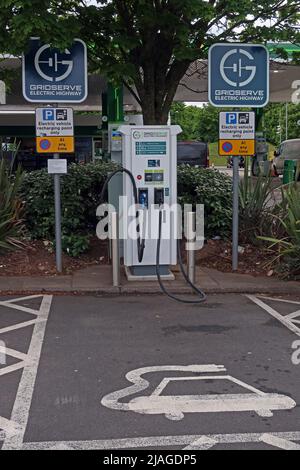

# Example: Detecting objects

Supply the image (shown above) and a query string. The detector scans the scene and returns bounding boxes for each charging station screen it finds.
[136,142,166,156]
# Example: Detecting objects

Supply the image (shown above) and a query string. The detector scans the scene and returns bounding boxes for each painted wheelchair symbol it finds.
[101,365,296,421]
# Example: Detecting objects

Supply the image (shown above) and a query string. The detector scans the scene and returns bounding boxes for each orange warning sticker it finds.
[219,139,255,156]
[36,136,74,154]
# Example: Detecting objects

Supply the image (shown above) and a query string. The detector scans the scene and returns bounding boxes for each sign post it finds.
[36,107,74,272]
[219,111,256,271]
[209,43,269,271]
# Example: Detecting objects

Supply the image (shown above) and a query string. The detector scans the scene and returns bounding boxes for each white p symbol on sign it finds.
[226,113,237,125]
[43,109,55,121]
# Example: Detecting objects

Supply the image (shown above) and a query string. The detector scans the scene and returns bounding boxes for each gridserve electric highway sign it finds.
[23,38,88,103]
[209,43,269,107]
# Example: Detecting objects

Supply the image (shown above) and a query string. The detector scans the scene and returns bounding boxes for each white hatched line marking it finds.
[0,361,27,377]
[258,296,300,306]
[0,417,21,439]
[183,436,218,450]
[0,295,53,450]
[260,434,300,450]
[0,345,27,362]
[0,303,41,316]
[2,295,53,450]
[21,431,300,450]
[0,318,45,335]
[286,310,300,320]
[246,295,300,337]
[0,295,46,304]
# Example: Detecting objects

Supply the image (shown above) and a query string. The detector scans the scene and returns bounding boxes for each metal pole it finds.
[110,211,120,287]
[286,102,288,141]
[54,153,63,273]
[187,212,196,284]
[232,157,239,271]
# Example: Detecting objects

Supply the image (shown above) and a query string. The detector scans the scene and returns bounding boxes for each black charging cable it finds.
[100,168,145,263]
[156,205,207,304]
[100,168,206,302]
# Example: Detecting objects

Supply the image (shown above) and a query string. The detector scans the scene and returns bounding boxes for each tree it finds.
[1,1,300,124]
[170,102,202,140]
[264,103,300,145]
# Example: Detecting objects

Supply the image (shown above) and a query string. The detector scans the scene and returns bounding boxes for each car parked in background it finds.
[273,139,300,175]
[177,141,209,168]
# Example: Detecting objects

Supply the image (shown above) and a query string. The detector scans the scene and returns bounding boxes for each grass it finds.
[209,142,227,166]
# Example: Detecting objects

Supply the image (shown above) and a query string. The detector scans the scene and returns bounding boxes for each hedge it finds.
[20,162,232,256]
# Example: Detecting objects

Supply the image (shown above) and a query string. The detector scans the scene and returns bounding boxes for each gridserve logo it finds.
[209,43,269,107]
[23,38,88,103]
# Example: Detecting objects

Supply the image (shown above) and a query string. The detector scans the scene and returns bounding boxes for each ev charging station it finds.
[119,125,182,280]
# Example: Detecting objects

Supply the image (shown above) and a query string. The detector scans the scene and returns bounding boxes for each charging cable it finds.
[156,205,207,303]
[100,168,206,302]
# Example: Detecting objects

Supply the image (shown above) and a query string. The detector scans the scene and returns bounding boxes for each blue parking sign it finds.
[209,43,269,107]
[23,38,88,103]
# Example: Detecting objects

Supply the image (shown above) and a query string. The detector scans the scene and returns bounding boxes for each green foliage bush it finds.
[20,161,118,256]
[260,183,300,279]
[0,160,24,252]
[239,158,275,244]
[20,162,233,257]
[177,165,232,238]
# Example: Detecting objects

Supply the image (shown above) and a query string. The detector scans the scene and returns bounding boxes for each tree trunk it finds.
[137,60,191,125]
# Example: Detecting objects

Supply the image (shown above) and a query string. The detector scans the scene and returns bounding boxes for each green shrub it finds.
[260,184,300,278]
[239,158,275,244]
[177,165,232,238]
[0,160,24,252]
[20,161,118,256]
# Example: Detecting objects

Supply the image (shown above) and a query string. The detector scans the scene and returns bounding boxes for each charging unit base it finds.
[125,266,175,282]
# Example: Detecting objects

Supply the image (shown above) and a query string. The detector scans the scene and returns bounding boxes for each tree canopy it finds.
[1,1,300,123]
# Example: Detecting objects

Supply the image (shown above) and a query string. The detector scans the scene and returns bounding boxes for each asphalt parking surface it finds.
[0,293,299,450]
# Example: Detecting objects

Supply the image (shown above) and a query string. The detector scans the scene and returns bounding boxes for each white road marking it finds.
[247,295,300,337]
[102,365,296,420]
[260,434,300,450]
[0,294,47,304]
[0,318,46,335]
[0,417,21,439]
[0,295,53,450]
[0,345,27,362]
[101,364,226,412]
[258,296,300,306]
[286,310,300,320]
[183,436,218,450]
[0,301,43,316]
[21,431,300,450]
[0,361,27,377]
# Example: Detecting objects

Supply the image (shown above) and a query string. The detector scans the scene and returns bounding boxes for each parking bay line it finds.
[246,295,300,337]
[260,434,300,450]
[1,295,53,450]
[21,431,300,450]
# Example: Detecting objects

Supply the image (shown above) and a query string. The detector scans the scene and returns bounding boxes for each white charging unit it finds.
[119,125,182,279]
